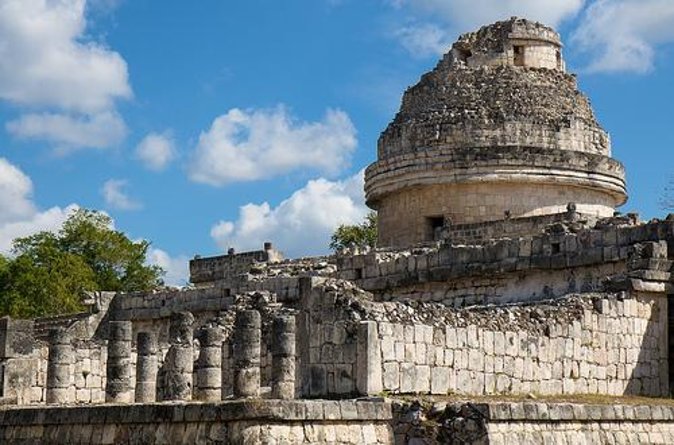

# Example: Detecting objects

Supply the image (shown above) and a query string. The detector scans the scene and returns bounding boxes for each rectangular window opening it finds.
[426,216,445,241]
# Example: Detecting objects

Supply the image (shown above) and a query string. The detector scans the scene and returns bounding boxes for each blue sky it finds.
[1,0,674,285]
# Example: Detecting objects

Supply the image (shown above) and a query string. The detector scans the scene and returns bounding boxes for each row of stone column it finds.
[45,310,296,404]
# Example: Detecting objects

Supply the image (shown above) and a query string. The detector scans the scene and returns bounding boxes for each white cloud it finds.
[389,0,674,74]
[147,248,190,287]
[0,158,37,224]
[388,0,584,59]
[391,0,585,30]
[101,179,142,211]
[0,158,183,289]
[210,170,369,258]
[572,0,674,73]
[6,111,126,152]
[0,0,131,149]
[189,106,357,186]
[394,23,453,57]
[0,157,78,253]
[135,132,177,171]
[0,0,131,113]
[0,205,78,254]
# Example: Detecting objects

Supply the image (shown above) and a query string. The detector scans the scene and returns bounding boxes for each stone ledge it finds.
[487,402,674,422]
[365,146,627,212]
[0,399,392,426]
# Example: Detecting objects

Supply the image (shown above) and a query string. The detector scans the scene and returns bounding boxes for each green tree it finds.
[330,212,377,251]
[0,254,9,298]
[1,234,97,318]
[0,209,163,318]
[57,209,161,292]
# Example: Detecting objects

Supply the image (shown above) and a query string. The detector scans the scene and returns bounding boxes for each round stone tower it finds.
[365,17,627,248]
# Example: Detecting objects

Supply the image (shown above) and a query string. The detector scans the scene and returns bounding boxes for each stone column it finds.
[272,314,296,399]
[46,328,73,404]
[105,321,133,403]
[356,321,383,396]
[233,310,261,398]
[134,332,157,403]
[159,311,194,401]
[221,337,233,399]
[195,327,223,401]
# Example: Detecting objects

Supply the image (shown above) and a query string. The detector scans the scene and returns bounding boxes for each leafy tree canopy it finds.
[0,209,163,318]
[330,212,377,251]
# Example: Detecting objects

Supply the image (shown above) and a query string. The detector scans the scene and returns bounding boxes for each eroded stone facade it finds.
[366,17,627,247]
[0,17,671,445]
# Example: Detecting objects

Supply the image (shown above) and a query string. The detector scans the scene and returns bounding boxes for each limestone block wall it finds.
[113,288,234,321]
[19,341,107,405]
[395,401,674,444]
[189,244,283,286]
[441,210,600,244]
[363,292,668,398]
[377,120,611,163]
[300,278,669,399]
[298,280,360,397]
[384,261,623,307]
[453,18,563,71]
[2,287,294,405]
[0,399,394,445]
[375,182,616,246]
[517,41,561,70]
[338,220,672,305]
[465,40,562,70]
[24,325,279,406]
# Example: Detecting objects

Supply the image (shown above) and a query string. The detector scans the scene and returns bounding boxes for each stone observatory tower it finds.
[365,17,627,248]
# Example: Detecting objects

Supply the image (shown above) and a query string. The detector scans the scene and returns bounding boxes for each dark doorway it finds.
[514,46,525,66]
[425,216,445,242]
[556,50,562,69]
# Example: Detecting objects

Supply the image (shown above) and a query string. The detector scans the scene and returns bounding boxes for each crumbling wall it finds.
[301,277,668,399]
[394,401,674,444]
[366,292,668,398]
[338,219,671,306]
[298,278,361,397]
[451,17,563,71]
[440,208,601,244]
[189,243,284,287]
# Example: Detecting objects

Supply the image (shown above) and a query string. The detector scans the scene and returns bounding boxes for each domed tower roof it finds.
[365,18,627,248]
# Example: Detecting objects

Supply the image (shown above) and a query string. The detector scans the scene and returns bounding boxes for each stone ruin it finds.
[1,17,674,444]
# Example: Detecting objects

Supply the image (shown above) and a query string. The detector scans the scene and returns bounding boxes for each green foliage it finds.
[0,209,164,318]
[330,212,377,251]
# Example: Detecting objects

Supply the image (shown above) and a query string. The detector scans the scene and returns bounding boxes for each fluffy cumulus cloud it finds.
[210,170,368,258]
[101,179,142,211]
[0,158,78,253]
[189,106,357,186]
[572,0,674,73]
[6,112,127,153]
[0,158,37,224]
[147,248,190,287]
[135,132,177,171]
[0,0,131,149]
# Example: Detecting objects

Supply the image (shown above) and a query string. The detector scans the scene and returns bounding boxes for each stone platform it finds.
[0,399,393,444]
